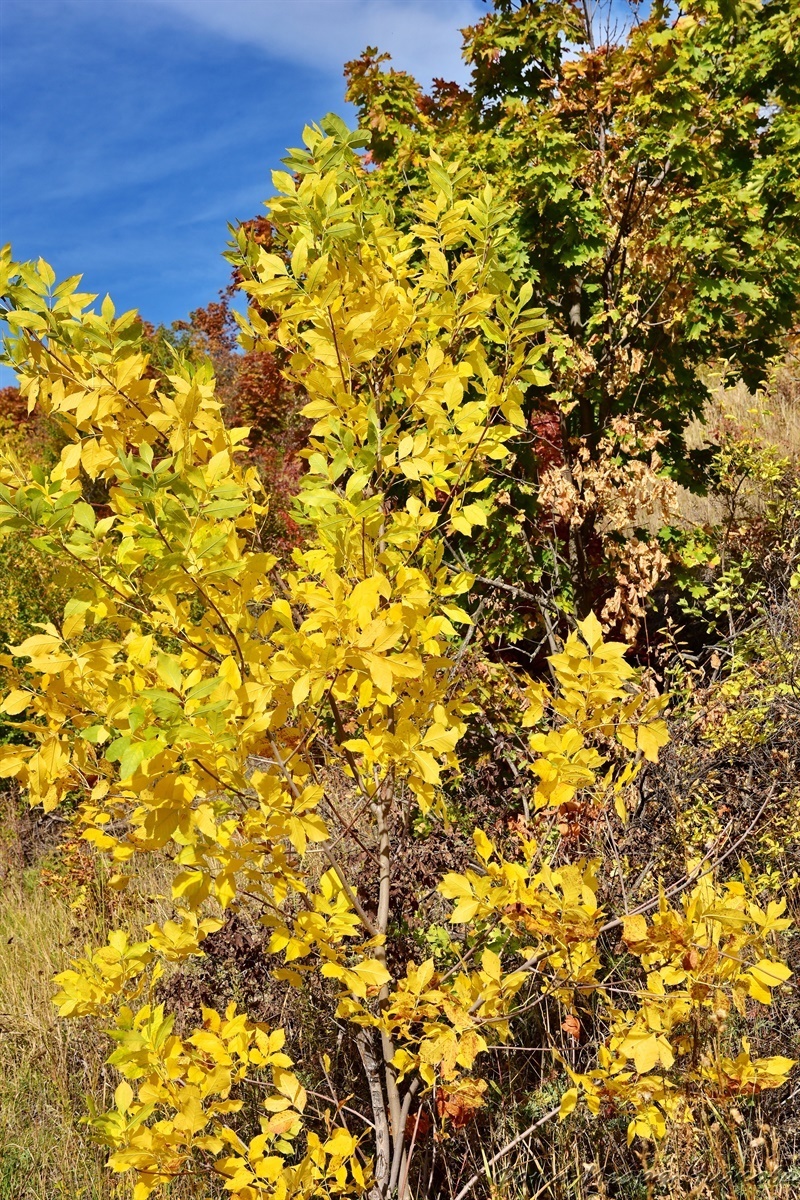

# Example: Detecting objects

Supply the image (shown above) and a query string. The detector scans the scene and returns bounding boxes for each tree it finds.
[0,120,794,1200]
[345,0,800,622]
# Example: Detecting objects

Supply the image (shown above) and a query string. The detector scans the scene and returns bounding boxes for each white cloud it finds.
[138,0,481,87]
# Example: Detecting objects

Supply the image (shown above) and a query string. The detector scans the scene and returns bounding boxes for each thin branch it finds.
[452,1105,561,1200]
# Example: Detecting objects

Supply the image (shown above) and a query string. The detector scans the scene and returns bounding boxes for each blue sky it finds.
[0,0,482,382]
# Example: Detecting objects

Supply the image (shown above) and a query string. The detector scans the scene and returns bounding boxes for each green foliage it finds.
[345,0,800,623]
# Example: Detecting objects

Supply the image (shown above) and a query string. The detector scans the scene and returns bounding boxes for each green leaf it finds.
[73,501,96,530]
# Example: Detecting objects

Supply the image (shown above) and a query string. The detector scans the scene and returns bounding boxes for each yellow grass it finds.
[0,880,119,1200]
[677,361,800,528]
[0,801,175,1200]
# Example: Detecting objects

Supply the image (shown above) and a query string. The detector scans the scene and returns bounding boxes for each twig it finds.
[452,1105,561,1200]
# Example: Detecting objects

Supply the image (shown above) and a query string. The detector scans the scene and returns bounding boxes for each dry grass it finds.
[0,793,178,1200]
[677,361,800,529]
[0,879,119,1200]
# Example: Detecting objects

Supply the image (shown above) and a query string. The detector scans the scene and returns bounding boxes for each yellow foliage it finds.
[0,120,794,1195]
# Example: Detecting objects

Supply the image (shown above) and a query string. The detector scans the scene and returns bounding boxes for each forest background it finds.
[1,2,800,1199]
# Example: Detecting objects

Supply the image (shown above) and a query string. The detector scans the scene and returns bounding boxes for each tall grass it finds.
[0,792,177,1200]
[678,366,800,529]
[0,878,120,1200]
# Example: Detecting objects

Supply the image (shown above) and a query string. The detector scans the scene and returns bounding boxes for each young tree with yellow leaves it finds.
[0,118,794,1199]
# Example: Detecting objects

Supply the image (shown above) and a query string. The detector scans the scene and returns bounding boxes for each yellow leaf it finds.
[622,914,649,946]
[274,1067,307,1112]
[747,959,792,1003]
[754,1055,795,1081]
[216,874,237,909]
[449,898,480,923]
[292,673,311,706]
[325,1127,357,1158]
[353,958,391,990]
[577,612,604,651]
[631,1034,673,1075]
[481,949,501,981]
[0,745,33,777]
[422,722,460,755]
[438,872,473,899]
[416,958,436,990]
[115,1080,134,1114]
[450,512,472,536]
[636,721,669,763]
[473,829,493,862]
[412,749,440,784]
[440,603,471,625]
[1,689,30,715]
[366,653,393,695]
